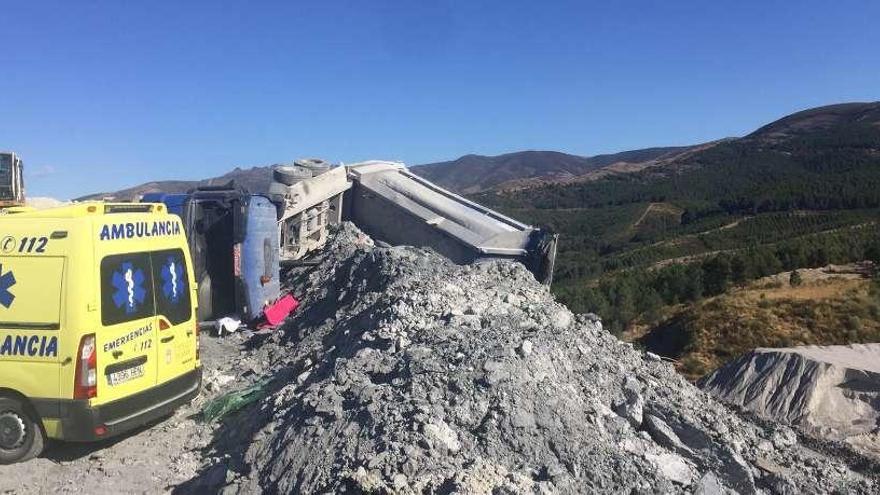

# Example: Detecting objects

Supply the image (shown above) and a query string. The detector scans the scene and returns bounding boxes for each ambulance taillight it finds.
[74,334,98,400]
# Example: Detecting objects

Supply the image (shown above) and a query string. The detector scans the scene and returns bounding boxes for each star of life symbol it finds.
[170,261,177,299]
[0,264,16,308]
[161,256,184,304]
[112,262,146,314]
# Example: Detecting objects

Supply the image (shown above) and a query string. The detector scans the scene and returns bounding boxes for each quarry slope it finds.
[700,344,880,460]
[182,224,877,494]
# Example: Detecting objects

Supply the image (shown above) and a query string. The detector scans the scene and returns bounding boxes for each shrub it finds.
[844,315,863,332]
[868,303,880,319]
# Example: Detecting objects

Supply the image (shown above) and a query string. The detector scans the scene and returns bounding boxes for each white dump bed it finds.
[346,161,557,284]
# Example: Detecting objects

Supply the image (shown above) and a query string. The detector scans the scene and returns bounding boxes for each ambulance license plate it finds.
[108,364,145,386]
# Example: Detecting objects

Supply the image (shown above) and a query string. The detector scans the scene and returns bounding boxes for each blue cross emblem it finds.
[161,256,185,304]
[0,264,15,308]
[111,262,147,314]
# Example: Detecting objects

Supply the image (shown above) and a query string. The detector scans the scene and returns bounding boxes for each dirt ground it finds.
[0,333,243,495]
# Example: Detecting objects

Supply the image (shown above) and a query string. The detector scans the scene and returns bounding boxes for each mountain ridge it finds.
[80,101,880,203]
[747,101,880,140]
[412,145,707,193]
[77,165,274,201]
[418,102,880,193]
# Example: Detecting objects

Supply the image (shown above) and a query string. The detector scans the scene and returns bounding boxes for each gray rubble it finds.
[187,223,878,494]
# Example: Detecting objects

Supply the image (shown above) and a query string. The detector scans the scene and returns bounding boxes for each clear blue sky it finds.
[2,0,878,199]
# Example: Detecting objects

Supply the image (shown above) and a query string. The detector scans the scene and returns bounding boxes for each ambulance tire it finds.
[0,397,44,464]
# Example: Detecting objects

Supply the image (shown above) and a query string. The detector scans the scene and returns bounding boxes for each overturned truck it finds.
[268,159,557,285]
[146,159,558,323]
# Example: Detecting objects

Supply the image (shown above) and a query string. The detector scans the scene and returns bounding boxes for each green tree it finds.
[702,256,731,295]
[867,243,880,263]
[730,255,749,285]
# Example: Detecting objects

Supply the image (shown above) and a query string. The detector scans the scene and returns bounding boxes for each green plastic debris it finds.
[202,379,271,422]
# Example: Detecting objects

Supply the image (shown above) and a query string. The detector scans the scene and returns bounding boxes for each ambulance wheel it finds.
[0,397,44,464]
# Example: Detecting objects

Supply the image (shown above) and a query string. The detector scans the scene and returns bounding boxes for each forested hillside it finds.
[474,102,880,356]
[629,267,880,379]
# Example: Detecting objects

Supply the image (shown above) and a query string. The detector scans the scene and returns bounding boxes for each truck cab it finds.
[144,185,281,322]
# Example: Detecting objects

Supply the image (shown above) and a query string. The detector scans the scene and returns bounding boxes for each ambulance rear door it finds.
[96,252,159,403]
[151,248,196,384]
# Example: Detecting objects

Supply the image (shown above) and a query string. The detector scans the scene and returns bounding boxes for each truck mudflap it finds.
[345,161,558,285]
[526,230,558,286]
[35,368,202,442]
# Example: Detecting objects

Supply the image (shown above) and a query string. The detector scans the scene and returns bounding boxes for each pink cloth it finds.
[263,294,299,327]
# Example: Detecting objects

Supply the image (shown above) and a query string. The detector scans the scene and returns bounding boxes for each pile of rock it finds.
[700,344,880,461]
[189,224,877,494]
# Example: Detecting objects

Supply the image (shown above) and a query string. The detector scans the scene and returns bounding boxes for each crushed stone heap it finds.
[700,344,880,459]
[194,224,878,494]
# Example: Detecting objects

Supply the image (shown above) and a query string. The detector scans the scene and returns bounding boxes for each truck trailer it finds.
[0,152,25,208]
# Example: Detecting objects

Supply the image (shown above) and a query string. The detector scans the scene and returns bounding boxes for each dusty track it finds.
[0,335,243,495]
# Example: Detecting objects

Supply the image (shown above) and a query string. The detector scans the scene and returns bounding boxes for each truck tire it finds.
[0,397,45,464]
[198,274,213,322]
[267,181,289,210]
[294,158,331,176]
[273,166,312,186]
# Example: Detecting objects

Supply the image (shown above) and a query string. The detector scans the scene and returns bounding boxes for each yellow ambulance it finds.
[0,202,201,463]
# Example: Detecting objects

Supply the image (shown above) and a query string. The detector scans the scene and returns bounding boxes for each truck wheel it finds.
[273,166,312,186]
[0,397,45,464]
[198,275,213,322]
[267,182,289,217]
[294,158,331,176]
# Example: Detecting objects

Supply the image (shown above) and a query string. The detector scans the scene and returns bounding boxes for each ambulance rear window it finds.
[151,249,192,325]
[100,253,156,326]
